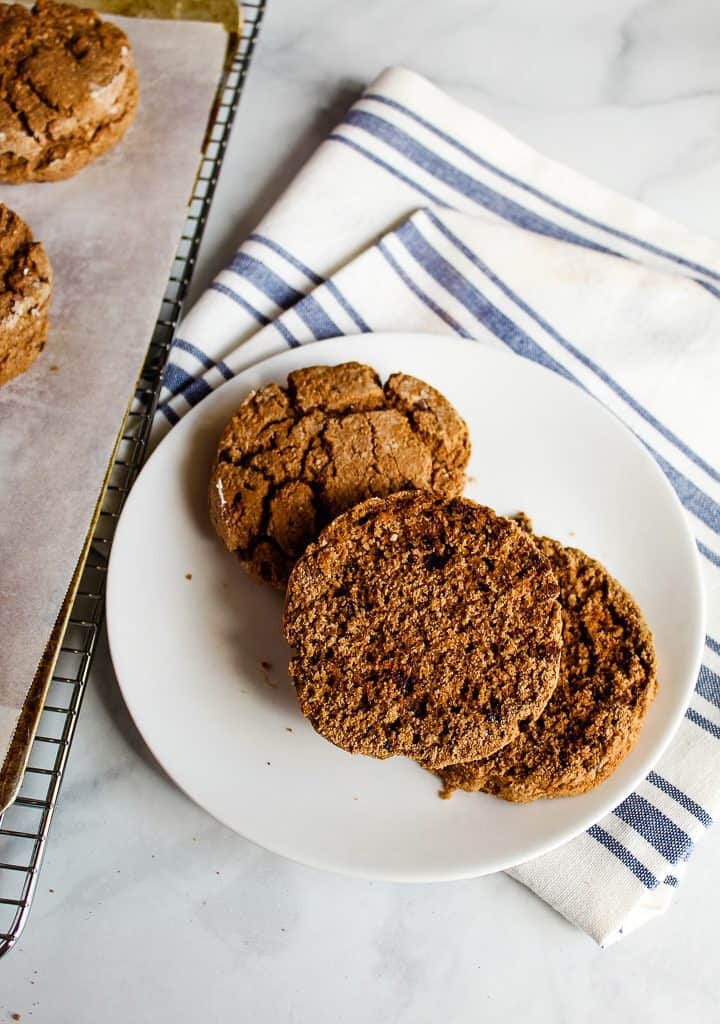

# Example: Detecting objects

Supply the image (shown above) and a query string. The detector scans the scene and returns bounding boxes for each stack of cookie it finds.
[210,361,658,803]
[0,0,139,387]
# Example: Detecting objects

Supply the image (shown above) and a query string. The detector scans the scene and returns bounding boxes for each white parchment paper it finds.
[0,15,226,764]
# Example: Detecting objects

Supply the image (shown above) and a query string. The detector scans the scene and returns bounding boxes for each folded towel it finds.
[152,67,720,946]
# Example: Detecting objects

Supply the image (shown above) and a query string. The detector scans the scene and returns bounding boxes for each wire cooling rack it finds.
[0,0,266,959]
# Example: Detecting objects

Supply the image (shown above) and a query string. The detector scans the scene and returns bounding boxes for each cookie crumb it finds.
[260,660,277,688]
[286,727,293,733]
[184,573,192,580]
[11,1013,21,1020]
[510,511,533,533]
[49,364,59,372]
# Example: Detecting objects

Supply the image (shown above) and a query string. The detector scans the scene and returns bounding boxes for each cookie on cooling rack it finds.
[0,0,139,182]
[283,492,563,770]
[0,203,52,387]
[209,362,471,587]
[439,536,658,801]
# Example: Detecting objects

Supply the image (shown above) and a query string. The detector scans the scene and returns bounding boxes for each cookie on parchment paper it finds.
[283,492,563,770]
[0,0,139,183]
[439,536,658,801]
[0,203,52,387]
[209,362,471,587]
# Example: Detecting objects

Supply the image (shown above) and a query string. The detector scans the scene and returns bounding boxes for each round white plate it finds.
[106,334,705,882]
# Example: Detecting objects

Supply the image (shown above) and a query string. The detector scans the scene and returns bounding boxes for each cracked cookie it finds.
[209,362,471,586]
[0,202,52,387]
[439,537,658,801]
[283,492,563,769]
[0,0,139,183]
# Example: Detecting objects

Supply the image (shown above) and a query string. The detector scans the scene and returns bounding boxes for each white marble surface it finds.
[3,0,720,1019]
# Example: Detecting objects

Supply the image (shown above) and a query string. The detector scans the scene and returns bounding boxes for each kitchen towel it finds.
[152,67,720,945]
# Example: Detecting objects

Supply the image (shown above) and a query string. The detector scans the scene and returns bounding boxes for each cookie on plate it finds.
[209,362,471,587]
[283,492,563,769]
[0,203,52,387]
[0,0,139,183]
[439,537,658,801]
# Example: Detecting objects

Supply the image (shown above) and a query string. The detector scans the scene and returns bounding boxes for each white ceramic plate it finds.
[106,334,705,882]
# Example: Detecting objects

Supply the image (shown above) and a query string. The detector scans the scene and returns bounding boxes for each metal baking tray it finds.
[0,0,266,957]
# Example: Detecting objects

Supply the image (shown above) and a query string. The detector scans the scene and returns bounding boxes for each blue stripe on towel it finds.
[328,133,451,207]
[707,635,720,656]
[273,319,301,348]
[228,253,304,308]
[394,219,575,380]
[249,233,370,332]
[210,282,271,326]
[158,403,179,425]
[172,337,215,369]
[162,363,195,397]
[695,664,720,710]
[698,542,720,568]
[244,234,371,333]
[343,110,620,259]
[686,707,720,740]
[324,281,371,332]
[181,378,212,407]
[587,825,657,889]
[165,340,233,390]
[377,240,473,338]
[614,793,694,864]
[294,295,340,340]
[424,208,720,488]
[647,771,713,827]
[248,233,325,285]
[664,875,679,887]
[391,219,720,539]
[363,93,720,286]
[650,450,720,536]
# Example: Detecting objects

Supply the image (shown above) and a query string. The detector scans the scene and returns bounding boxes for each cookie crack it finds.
[2,87,44,145]
[19,68,65,118]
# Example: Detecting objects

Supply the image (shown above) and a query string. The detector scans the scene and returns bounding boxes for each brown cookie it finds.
[0,202,52,387]
[0,0,139,183]
[209,362,471,586]
[439,537,658,801]
[283,492,563,769]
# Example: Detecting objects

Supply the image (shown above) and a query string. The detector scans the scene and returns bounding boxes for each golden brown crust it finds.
[209,363,471,587]
[0,0,139,183]
[0,202,52,387]
[283,492,562,769]
[439,537,658,801]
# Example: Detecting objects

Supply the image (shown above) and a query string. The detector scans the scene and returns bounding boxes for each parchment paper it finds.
[0,15,226,771]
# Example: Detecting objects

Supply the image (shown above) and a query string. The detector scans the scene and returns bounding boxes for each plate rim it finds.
[107,332,706,882]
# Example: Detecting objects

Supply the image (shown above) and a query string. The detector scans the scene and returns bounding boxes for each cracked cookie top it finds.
[439,537,658,801]
[209,362,471,587]
[283,492,563,768]
[0,0,139,182]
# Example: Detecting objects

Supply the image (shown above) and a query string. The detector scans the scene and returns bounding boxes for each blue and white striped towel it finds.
[153,67,720,945]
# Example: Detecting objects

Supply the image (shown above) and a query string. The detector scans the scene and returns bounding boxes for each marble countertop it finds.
[3,0,720,1019]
